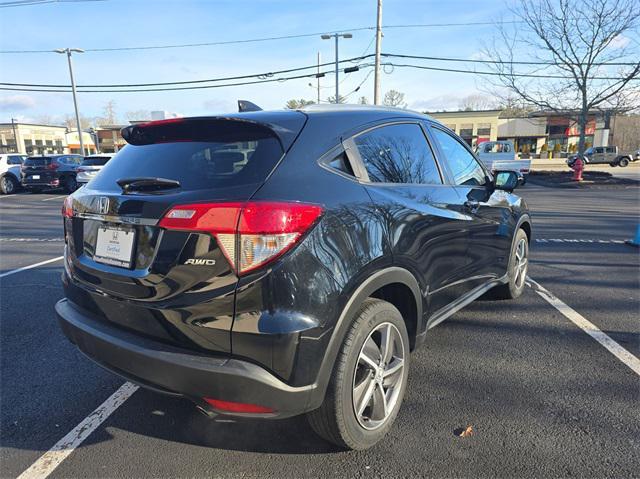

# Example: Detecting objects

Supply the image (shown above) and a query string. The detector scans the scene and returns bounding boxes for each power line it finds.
[2,52,636,90]
[0,21,527,54]
[2,57,637,94]
[0,65,371,93]
[384,62,640,81]
[0,55,374,88]
[383,53,639,67]
[0,0,105,7]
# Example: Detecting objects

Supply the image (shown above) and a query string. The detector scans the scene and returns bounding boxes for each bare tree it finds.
[358,96,369,105]
[458,94,498,111]
[383,90,407,108]
[484,0,640,156]
[96,100,118,126]
[64,113,92,130]
[284,99,315,109]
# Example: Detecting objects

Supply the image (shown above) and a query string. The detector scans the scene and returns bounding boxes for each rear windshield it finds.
[89,137,283,191]
[25,157,52,166]
[82,156,111,166]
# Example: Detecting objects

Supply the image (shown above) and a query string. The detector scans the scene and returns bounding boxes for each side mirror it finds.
[493,170,520,192]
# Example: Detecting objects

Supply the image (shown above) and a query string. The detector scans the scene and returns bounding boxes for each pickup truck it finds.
[474,140,531,181]
[567,146,640,167]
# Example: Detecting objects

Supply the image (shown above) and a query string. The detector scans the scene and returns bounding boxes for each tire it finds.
[63,176,77,193]
[619,157,630,167]
[0,175,18,195]
[307,298,410,450]
[490,228,529,300]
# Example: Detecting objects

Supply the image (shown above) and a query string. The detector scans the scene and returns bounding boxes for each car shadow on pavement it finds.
[86,387,342,455]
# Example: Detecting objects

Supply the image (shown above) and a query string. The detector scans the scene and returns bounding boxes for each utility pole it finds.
[54,48,85,155]
[316,51,321,104]
[321,33,352,103]
[373,0,383,105]
[10,118,19,153]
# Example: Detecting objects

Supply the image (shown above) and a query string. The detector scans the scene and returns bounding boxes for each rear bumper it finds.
[56,298,316,418]
[22,178,60,188]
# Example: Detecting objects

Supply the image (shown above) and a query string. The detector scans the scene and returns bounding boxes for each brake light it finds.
[62,195,73,218]
[159,201,323,275]
[203,398,274,414]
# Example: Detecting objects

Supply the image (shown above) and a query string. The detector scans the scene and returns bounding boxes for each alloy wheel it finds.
[514,238,528,289]
[2,177,15,194]
[352,322,406,430]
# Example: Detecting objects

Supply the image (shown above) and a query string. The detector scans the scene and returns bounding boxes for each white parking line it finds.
[528,278,640,377]
[0,256,63,279]
[41,195,66,202]
[0,194,16,199]
[17,382,139,479]
[535,238,627,244]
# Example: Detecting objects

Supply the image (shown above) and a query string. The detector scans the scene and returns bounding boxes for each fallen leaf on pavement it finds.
[458,425,474,437]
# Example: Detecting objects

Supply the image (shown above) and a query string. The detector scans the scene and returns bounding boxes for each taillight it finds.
[159,201,323,275]
[203,398,274,414]
[62,195,73,218]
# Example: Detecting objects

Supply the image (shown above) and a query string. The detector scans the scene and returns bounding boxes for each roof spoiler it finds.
[238,100,262,112]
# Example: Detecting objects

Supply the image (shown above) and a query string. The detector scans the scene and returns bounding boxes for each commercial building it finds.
[428,110,500,148]
[0,122,68,155]
[427,108,638,156]
[497,117,548,154]
[95,125,127,153]
[65,130,97,155]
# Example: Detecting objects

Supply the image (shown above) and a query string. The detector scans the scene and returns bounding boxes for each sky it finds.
[1,0,526,124]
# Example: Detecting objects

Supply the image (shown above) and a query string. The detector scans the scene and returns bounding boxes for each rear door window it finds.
[353,123,442,185]
[89,138,283,192]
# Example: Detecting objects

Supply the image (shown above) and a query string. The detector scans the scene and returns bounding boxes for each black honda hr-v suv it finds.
[57,105,531,450]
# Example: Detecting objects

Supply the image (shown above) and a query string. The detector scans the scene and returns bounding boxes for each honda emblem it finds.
[98,197,110,215]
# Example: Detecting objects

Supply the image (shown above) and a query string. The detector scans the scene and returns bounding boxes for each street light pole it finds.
[10,117,19,153]
[321,33,352,103]
[373,0,383,105]
[55,48,85,155]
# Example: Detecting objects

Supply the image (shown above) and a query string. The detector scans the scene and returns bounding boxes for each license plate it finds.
[32,175,40,180]
[94,226,135,268]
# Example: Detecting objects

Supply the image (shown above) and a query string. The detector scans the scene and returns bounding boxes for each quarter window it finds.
[354,123,441,185]
[326,151,355,176]
[431,127,487,186]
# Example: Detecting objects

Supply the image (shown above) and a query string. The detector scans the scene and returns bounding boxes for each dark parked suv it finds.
[21,154,83,193]
[56,106,531,449]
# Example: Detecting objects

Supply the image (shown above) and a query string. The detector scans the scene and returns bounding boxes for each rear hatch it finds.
[63,115,306,352]
[22,156,55,184]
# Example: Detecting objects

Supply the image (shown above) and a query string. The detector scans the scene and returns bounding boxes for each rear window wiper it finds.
[116,177,181,193]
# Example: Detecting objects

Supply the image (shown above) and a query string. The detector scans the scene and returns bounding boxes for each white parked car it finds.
[0,153,27,194]
[76,154,114,185]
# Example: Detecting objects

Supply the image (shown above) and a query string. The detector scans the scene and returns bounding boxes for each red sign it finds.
[566,120,595,136]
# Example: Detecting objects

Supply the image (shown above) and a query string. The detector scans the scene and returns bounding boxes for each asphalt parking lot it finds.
[1,183,638,478]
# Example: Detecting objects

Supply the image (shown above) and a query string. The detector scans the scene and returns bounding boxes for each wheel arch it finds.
[307,266,422,410]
